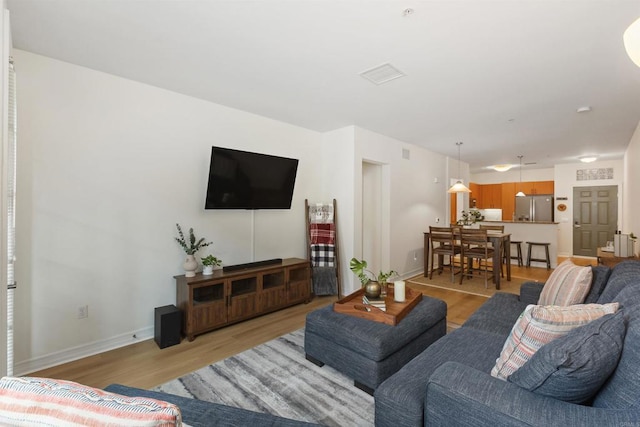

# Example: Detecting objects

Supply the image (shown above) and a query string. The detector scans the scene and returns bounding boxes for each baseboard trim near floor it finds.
[15,326,154,376]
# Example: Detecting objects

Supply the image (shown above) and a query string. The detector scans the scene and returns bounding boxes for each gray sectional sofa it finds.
[104,384,321,427]
[375,260,640,427]
[102,260,639,426]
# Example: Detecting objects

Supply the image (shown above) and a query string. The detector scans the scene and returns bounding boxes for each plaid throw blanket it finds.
[310,223,335,245]
[311,244,335,267]
[309,203,334,224]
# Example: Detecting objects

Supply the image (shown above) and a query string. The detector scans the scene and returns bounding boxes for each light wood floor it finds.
[30,258,593,390]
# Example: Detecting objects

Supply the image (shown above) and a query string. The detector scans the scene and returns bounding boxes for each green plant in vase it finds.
[349,257,397,298]
[175,223,212,277]
[201,254,222,275]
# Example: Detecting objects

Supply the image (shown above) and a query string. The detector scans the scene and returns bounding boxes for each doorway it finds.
[362,162,382,271]
[573,185,618,257]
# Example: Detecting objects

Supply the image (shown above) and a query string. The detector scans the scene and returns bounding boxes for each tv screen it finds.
[205,147,299,209]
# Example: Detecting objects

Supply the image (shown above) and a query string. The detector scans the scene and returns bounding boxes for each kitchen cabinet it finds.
[478,184,502,208]
[501,182,516,220]
[469,182,481,208]
[470,181,553,218]
[520,181,554,195]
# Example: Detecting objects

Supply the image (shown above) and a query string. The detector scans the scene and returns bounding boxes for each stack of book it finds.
[362,295,386,312]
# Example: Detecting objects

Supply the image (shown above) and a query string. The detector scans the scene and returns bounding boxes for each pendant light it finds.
[447,142,471,193]
[515,155,526,197]
[624,16,640,67]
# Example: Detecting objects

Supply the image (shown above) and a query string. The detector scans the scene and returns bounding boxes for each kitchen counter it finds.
[482,220,558,225]
[478,221,559,268]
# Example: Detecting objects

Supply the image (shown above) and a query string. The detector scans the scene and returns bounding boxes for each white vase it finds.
[183,254,198,277]
[202,265,214,275]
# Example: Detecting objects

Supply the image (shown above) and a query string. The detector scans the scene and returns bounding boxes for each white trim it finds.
[14,326,153,376]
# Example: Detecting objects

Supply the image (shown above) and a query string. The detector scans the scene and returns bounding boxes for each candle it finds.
[394,280,406,302]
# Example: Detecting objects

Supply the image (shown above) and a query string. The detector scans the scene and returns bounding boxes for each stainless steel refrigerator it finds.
[515,195,554,222]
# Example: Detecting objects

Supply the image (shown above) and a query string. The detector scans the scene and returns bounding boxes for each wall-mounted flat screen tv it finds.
[205,146,299,209]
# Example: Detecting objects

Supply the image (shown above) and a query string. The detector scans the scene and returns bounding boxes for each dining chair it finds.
[429,226,462,283]
[479,224,505,277]
[460,228,495,288]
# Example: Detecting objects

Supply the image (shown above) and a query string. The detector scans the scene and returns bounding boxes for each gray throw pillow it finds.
[508,311,626,404]
[584,265,611,304]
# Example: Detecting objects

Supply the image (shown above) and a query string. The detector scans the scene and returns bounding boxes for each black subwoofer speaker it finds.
[154,305,182,349]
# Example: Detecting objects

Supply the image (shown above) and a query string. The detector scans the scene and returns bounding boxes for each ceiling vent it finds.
[360,63,406,85]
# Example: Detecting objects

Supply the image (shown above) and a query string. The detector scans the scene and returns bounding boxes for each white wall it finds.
[553,159,624,257]
[471,167,554,184]
[623,120,640,254]
[14,50,326,373]
[350,127,449,294]
[0,3,11,376]
[17,45,638,373]
[318,126,355,296]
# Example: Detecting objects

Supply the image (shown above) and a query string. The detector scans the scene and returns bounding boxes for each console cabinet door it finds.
[287,263,311,304]
[259,268,286,312]
[188,280,227,340]
[228,274,258,322]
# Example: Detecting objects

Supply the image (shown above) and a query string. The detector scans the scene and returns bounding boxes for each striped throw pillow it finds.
[0,377,182,426]
[491,303,619,380]
[538,259,593,306]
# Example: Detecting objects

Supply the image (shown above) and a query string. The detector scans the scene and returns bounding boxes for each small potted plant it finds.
[457,209,484,226]
[201,254,222,275]
[349,257,397,298]
[175,224,212,277]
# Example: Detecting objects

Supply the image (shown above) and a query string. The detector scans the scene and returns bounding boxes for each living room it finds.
[1,1,640,425]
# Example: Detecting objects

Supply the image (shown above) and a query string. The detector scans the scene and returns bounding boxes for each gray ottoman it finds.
[304,296,447,394]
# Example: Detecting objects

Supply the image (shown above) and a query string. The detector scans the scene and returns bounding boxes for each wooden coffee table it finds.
[333,286,422,325]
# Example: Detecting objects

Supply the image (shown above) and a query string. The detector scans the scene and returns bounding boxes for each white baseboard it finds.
[400,268,423,280]
[14,326,154,376]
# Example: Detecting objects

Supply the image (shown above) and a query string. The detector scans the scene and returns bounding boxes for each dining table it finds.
[423,230,511,290]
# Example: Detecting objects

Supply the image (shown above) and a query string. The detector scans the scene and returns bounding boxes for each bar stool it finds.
[526,242,551,269]
[508,241,524,267]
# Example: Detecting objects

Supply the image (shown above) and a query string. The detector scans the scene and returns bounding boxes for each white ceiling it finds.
[7,0,640,173]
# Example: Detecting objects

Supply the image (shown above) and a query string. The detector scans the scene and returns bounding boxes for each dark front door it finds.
[573,186,618,257]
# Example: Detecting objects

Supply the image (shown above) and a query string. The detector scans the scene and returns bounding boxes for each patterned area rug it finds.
[154,328,374,426]
[408,271,531,297]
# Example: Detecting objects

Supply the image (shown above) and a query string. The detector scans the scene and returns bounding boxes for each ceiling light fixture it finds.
[580,155,598,163]
[516,155,526,197]
[576,106,592,113]
[491,164,514,172]
[447,142,471,193]
[624,16,640,67]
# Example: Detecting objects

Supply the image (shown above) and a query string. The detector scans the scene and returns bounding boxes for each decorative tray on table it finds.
[333,286,422,326]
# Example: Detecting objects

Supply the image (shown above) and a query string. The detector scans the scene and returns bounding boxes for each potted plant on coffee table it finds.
[349,257,397,298]
[175,223,212,277]
[201,254,222,275]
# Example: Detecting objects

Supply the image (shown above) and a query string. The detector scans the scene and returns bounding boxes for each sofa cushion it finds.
[462,292,528,337]
[584,265,612,304]
[491,303,619,380]
[375,327,507,427]
[538,259,592,306]
[598,260,640,304]
[0,377,182,426]
[508,311,625,403]
[593,303,640,409]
